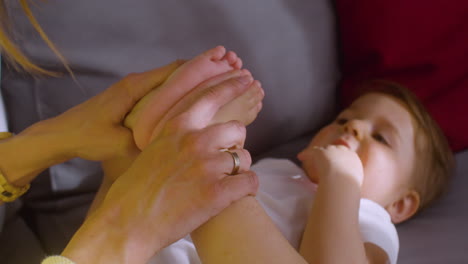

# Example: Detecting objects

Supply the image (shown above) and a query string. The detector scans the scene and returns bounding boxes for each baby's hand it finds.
[309,145,364,187]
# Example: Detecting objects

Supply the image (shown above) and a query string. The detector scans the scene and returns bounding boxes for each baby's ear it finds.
[385,190,420,224]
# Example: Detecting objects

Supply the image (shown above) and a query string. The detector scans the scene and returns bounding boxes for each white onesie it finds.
[148,158,399,264]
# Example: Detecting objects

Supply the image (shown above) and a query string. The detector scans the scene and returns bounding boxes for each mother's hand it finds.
[36,60,183,161]
[0,61,183,189]
[62,75,259,264]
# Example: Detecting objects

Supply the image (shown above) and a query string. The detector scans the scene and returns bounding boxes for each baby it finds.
[104,47,454,263]
[190,80,455,264]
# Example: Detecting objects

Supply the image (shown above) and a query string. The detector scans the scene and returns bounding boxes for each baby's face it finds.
[298,93,417,208]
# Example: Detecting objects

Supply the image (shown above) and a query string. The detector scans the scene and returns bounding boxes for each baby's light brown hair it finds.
[349,79,455,212]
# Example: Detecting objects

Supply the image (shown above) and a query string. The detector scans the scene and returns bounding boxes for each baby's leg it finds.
[149,69,264,143]
[125,46,242,149]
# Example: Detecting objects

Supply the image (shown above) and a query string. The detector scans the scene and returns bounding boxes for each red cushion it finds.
[336,0,468,152]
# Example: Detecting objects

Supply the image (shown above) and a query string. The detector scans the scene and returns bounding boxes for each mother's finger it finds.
[173,74,253,131]
[196,120,247,150]
[192,148,251,178]
[214,170,259,205]
[220,148,252,175]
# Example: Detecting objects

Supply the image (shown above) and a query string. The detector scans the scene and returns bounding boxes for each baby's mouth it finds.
[331,138,351,149]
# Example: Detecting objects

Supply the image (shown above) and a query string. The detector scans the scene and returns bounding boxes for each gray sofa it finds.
[0,1,466,263]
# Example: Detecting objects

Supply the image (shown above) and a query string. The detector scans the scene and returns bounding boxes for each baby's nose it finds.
[343,120,367,141]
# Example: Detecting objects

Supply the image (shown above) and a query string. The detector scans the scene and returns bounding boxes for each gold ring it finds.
[224,150,240,175]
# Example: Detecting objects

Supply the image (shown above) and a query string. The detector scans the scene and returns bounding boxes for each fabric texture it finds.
[147,158,399,264]
[335,0,468,151]
[41,256,76,264]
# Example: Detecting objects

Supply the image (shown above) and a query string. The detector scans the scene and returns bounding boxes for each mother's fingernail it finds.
[236,75,252,85]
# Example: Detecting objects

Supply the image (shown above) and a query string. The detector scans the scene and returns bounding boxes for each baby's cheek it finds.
[370,148,396,174]
[362,148,398,189]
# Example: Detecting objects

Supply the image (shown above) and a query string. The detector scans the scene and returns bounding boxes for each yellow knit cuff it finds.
[41,256,76,264]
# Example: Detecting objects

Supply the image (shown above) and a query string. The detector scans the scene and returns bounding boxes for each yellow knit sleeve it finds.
[41,256,76,264]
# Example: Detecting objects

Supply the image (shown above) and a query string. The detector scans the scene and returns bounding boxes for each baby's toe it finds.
[205,45,226,61]
[234,57,243,69]
[252,81,264,103]
[223,51,242,69]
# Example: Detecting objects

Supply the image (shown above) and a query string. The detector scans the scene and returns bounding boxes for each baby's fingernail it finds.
[236,75,252,85]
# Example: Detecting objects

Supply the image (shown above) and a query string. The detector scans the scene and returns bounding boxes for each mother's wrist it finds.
[0,120,74,186]
[63,203,163,264]
[61,212,130,264]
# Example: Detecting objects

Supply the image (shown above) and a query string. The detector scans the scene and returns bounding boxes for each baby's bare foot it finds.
[210,80,264,126]
[125,46,242,149]
[148,70,264,142]
[182,68,263,126]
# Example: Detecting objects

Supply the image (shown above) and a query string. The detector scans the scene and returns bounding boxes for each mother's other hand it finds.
[62,76,259,264]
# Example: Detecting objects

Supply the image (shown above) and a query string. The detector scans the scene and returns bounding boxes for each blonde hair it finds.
[353,80,455,212]
[0,0,70,76]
